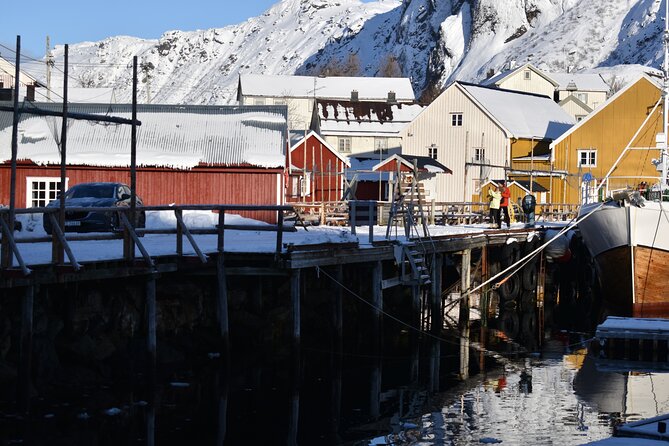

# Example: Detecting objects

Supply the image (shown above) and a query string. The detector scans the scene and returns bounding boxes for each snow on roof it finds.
[346,157,390,182]
[317,101,424,136]
[32,87,117,104]
[549,73,609,92]
[460,83,575,140]
[481,63,558,88]
[0,103,287,169]
[550,74,661,149]
[373,153,452,174]
[240,74,416,102]
[0,55,41,87]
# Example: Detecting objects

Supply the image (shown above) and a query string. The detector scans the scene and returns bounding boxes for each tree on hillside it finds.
[378,55,402,78]
[418,81,443,105]
[342,54,361,76]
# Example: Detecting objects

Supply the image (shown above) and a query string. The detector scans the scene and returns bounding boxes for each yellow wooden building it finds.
[549,74,663,204]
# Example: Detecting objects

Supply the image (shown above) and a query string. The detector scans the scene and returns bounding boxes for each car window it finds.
[122,186,131,197]
[66,184,116,199]
[117,186,125,199]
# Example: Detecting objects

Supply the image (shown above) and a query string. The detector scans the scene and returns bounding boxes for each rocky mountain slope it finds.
[26,0,666,104]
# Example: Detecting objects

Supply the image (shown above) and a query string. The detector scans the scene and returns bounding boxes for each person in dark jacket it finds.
[521,194,536,227]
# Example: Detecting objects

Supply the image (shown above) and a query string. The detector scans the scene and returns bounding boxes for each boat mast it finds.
[662,0,669,190]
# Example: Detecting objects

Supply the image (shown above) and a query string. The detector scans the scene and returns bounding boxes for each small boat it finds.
[582,413,669,445]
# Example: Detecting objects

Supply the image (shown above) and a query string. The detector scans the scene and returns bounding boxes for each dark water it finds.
[1,336,668,445]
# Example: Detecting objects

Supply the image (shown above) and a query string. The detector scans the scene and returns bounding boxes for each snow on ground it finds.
[8,209,550,267]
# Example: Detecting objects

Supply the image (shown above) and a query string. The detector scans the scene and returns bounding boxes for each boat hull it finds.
[579,201,669,319]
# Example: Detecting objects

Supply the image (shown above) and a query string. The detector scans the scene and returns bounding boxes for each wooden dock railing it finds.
[0,204,295,275]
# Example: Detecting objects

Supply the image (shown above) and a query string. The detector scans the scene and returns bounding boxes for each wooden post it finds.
[430,199,436,225]
[368,201,374,244]
[4,36,21,268]
[127,56,138,260]
[146,275,157,374]
[333,265,343,356]
[480,246,489,371]
[459,249,471,380]
[176,209,183,258]
[370,261,382,418]
[276,210,284,259]
[217,211,229,353]
[331,264,343,440]
[350,201,357,235]
[410,283,420,383]
[18,285,34,413]
[291,269,301,351]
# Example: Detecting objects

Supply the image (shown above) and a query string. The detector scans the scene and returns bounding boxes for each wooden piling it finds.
[429,254,442,392]
[18,285,34,413]
[370,261,382,419]
[146,276,157,373]
[459,249,471,380]
[291,269,301,351]
[410,282,420,383]
[217,211,230,353]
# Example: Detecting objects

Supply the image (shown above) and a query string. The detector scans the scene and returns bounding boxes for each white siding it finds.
[324,135,402,157]
[498,70,555,98]
[401,85,508,202]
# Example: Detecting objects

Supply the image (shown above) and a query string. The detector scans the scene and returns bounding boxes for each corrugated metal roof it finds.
[240,74,416,101]
[0,103,287,169]
[460,83,574,140]
[317,100,424,136]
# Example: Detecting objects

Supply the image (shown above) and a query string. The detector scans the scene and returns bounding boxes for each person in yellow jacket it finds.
[487,185,502,229]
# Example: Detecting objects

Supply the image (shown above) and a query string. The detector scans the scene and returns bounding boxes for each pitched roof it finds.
[0,55,41,87]
[558,94,593,113]
[550,74,662,149]
[373,153,452,174]
[459,82,575,140]
[481,63,559,88]
[317,100,424,136]
[0,103,287,169]
[289,131,351,167]
[549,73,609,92]
[239,74,415,102]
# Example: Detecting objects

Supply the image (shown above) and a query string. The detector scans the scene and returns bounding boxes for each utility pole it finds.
[46,36,54,101]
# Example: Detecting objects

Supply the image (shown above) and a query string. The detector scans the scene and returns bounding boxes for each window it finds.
[578,149,597,167]
[451,113,463,127]
[274,98,286,106]
[26,176,67,207]
[253,97,266,106]
[576,92,588,103]
[474,148,485,162]
[374,138,388,154]
[338,137,351,153]
[524,70,531,80]
[575,115,586,122]
[428,144,438,160]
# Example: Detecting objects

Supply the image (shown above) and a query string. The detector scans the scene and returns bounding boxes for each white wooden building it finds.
[400,82,574,202]
[237,74,415,131]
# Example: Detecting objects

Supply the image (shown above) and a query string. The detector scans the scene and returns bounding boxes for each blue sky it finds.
[1,0,280,58]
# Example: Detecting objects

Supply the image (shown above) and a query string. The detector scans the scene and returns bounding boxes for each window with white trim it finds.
[428,144,438,160]
[451,113,463,127]
[274,98,286,106]
[474,148,485,162]
[575,115,586,122]
[576,92,588,103]
[577,149,597,167]
[253,97,266,105]
[523,70,531,80]
[374,138,388,154]
[26,176,67,208]
[338,137,352,153]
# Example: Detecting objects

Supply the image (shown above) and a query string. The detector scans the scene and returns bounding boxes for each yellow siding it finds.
[498,69,555,98]
[551,77,663,204]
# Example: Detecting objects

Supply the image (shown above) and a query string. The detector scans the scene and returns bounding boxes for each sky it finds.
[1,0,279,59]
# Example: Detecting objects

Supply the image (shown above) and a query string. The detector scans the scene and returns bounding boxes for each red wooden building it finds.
[0,103,288,222]
[287,131,350,203]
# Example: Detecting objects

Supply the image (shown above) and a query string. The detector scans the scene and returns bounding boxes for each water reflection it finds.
[2,335,669,445]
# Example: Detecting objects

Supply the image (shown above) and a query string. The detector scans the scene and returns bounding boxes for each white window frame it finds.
[577,149,597,167]
[575,115,586,122]
[576,92,588,103]
[26,176,68,208]
[274,98,286,106]
[474,148,485,162]
[253,97,266,106]
[523,70,531,80]
[374,138,388,154]
[338,137,352,153]
[451,113,463,127]
[428,144,438,160]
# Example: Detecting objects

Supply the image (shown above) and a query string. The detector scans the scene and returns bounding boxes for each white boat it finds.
[578,199,669,317]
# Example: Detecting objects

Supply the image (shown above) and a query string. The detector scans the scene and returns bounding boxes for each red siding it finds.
[0,163,282,222]
[376,160,412,173]
[289,135,345,202]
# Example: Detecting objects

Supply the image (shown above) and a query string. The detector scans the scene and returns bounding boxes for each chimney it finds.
[351,90,359,102]
[387,91,396,103]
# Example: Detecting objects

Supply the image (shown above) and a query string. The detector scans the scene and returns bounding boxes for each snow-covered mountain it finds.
[25,0,667,105]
